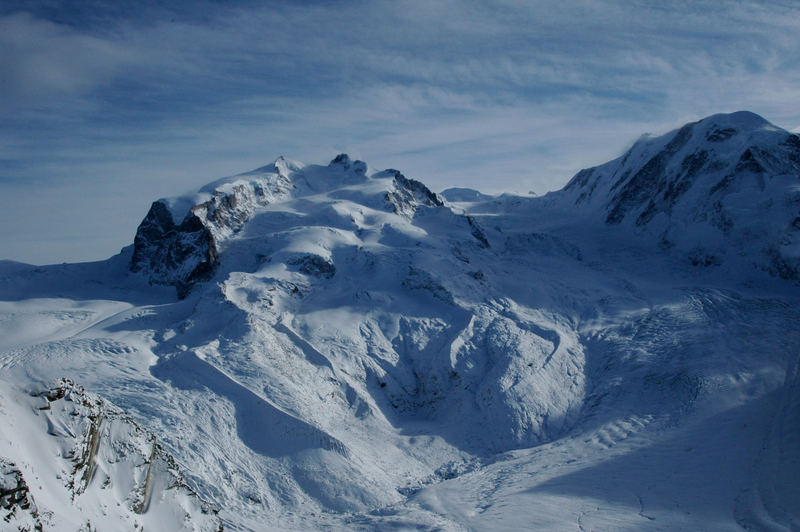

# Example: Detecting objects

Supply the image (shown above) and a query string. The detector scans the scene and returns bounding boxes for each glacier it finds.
[1,111,799,531]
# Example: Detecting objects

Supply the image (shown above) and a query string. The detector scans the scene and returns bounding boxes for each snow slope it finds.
[0,378,221,531]
[2,111,800,531]
[556,111,800,279]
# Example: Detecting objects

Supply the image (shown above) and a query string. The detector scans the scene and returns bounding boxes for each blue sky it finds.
[2,0,799,264]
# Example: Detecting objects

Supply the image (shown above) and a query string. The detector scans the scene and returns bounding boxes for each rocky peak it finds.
[384,170,444,219]
[328,153,367,175]
[130,201,217,298]
[559,110,800,280]
[129,156,442,297]
[131,166,294,297]
[564,111,798,218]
[272,155,294,176]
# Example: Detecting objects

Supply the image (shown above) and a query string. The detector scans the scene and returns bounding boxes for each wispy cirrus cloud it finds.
[1,0,799,263]
[0,12,139,106]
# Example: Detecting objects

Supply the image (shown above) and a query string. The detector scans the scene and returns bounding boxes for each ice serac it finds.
[561,111,800,280]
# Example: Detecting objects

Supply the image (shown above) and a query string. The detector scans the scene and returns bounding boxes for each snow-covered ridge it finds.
[2,111,800,530]
[130,156,297,297]
[558,110,800,280]
[0,379,221,532]
[130,154,448,296]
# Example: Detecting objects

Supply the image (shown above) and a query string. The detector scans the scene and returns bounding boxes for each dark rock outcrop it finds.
[329,153,367,175]
[34,378,223,530]
[1,459,41,531]
[288,254,336,279]
[131,202,218,298]
[131,168,293,297]
[385,171,444,218]
[605,121,697,225]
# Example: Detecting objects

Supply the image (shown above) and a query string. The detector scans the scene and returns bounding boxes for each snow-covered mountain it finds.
[557,111,800,278]
[1,111,799,531]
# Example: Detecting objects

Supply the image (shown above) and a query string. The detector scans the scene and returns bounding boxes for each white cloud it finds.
[2,1,800,263]
[0,13,139,107]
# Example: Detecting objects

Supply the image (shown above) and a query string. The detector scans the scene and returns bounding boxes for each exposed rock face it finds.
[466,215,491,248]
[384,171,444,218]
[561,111,800,281]
[1,459,41,531]
[131,201,218,298]
[287,254,336,279]
[328,153,367,175]
[0,379,222,531]
[131,162,295,297]
[48,379,221,529]
[603,121,697,225]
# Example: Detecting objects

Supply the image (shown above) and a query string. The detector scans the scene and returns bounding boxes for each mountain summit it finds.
[559,111,800,278]
[1,112,799,531]
[130,155,447,296]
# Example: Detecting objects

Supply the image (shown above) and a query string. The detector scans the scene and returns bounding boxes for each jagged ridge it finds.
[560,111,800,280]
[130,155,454,296]
[3,111,799,531]
[0,379,222,531]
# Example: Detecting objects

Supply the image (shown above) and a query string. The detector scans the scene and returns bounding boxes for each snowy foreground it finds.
[1,111,799,530]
